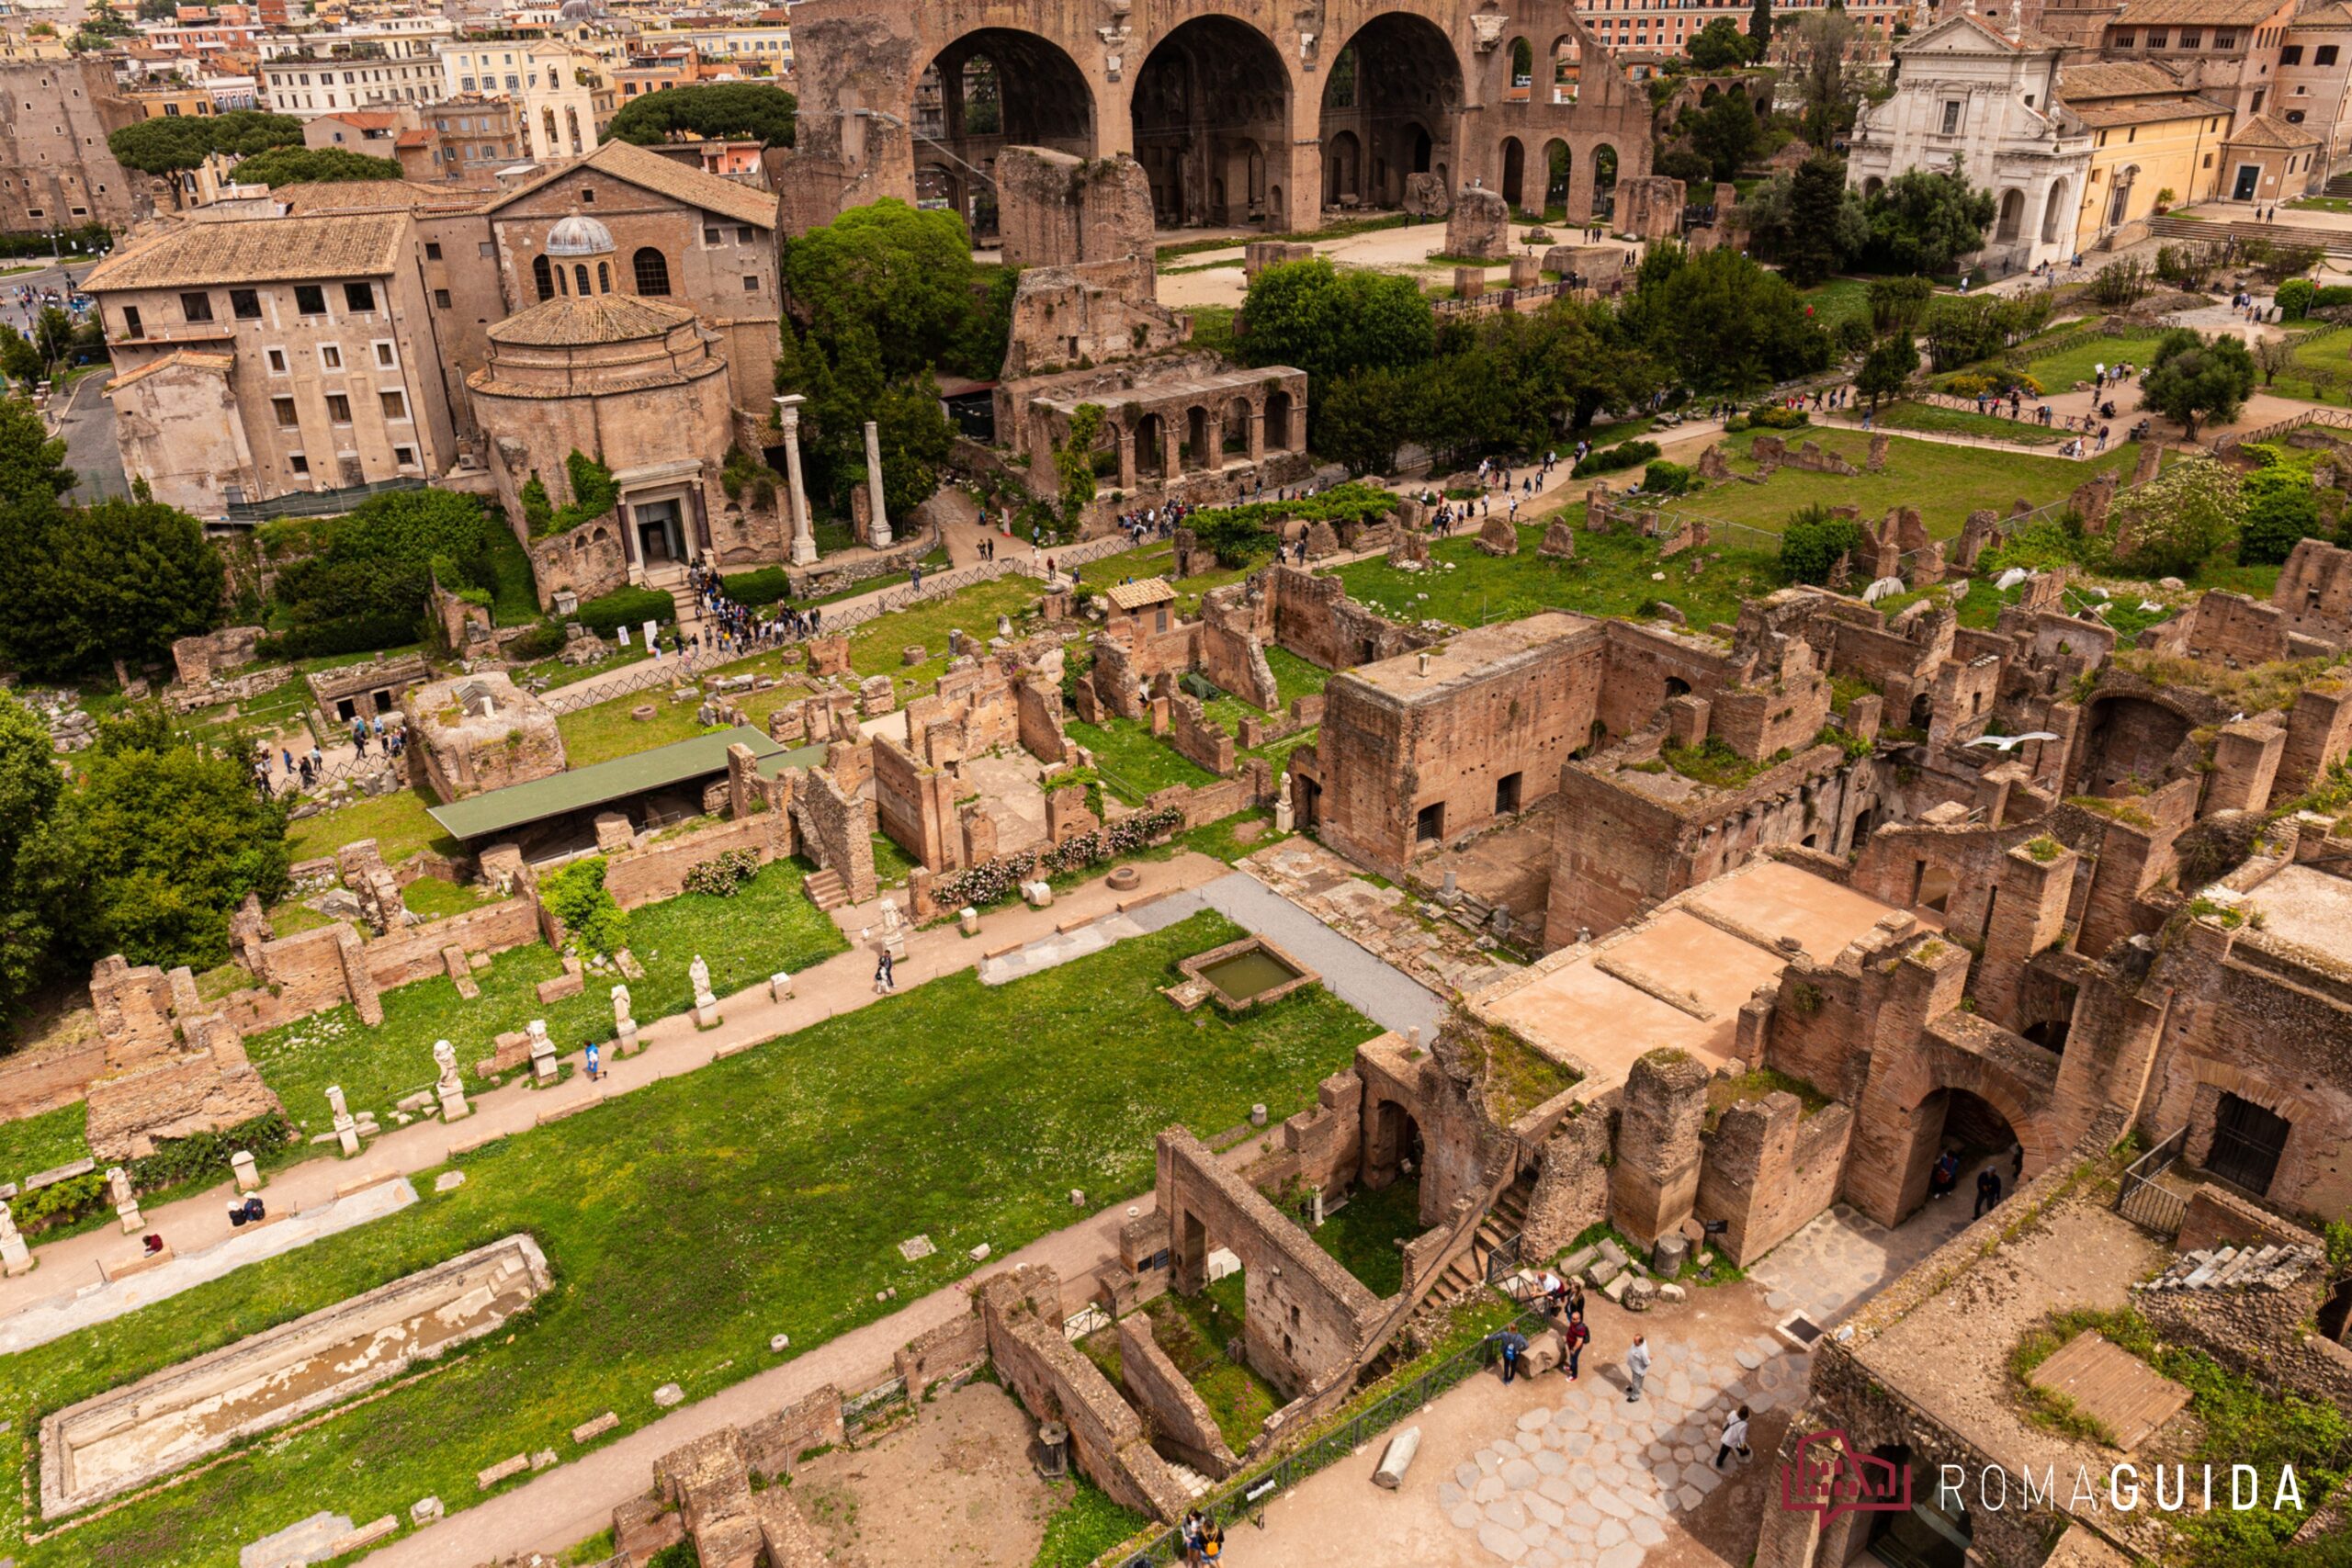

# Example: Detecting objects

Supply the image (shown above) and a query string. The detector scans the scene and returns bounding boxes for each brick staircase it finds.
[1428,1171,1536,1308]
[804,868,851,912]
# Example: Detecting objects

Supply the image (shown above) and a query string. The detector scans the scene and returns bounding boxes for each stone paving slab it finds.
[1747,1164,1997,1329]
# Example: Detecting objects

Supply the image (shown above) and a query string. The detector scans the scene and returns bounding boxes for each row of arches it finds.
[914,12,1622,235]
[530,248,672,302]
[1498,135,1617,218]
[1121,389,1297,479]
[1991,181,2073,245]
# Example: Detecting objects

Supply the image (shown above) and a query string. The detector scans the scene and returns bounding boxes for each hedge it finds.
[573,585,676,635]
[1747,405,1810,430]
[257,611,422,661]
[1570,439,1661,479]
[721,566,793,606]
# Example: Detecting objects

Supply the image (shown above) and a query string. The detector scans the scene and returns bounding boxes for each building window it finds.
[704,225,722,244]
[1940,99,1962,134]
[2115,29,2134,45]
[344,281,376,312]
[580,186,594,202]
[632,248,671,295]
[2147,29,2167,46]
[120,305,141,337]
[2289,108,2308,122]
[379,389,408,421]
[434,288,453,309]
[322,344,343,369]
[294,285,327,315]
[2319,44,2340,64]
[425,241,442,260]
[736,225,755,243]
[266,347,287,373]
[573,262,592,295]
[230,288,261,319]
[742,274,760,291]
[394,446,415,467]
[2215,30,2236,47]
[290,453,310,474]
[2178,28,2201,46]
[532,254,554,301]
[597,261,611,292]
[272,395,298,427]
[179,290,213,322]
[326,393,352,423]
[2254,87,2267,112]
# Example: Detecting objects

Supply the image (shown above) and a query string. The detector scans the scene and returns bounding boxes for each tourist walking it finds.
[874,950,896,995]
[1715,1404,1753,1467]
[1562,1309,1589,1383]
[1974,1165,2004,1218]
[1625,1333,1652,1403]
[1182,1507,1207,1566]
[1928,1149,1960,1201]
[584,1041,601,1083]
[1495,1326,1529,1384]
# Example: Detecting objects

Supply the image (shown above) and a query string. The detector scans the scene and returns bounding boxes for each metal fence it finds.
[225,476,427,525]
[2211,405,2352,457]
[2113,1125,2190,1238]
[1095,1306,1550,1567]
[539,659,693,716]
[842,1375,908,1439]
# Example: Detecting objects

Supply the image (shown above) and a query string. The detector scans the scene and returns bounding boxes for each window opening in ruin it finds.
[1495,772,1522,816]
[1864,1443,1972,1568]
[2319,1279,2352,1343]
[2207,1092,2290,1196]
[1914,863,1954,916]
[1416,802,1445,842]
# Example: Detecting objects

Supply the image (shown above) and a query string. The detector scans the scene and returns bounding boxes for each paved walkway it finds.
[1133,870,1448,1040]
[1747,1154,2008,1331]
[0,852,1235,1318]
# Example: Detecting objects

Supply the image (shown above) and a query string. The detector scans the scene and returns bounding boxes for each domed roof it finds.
[545,213,615,256]
[486,293,700,348]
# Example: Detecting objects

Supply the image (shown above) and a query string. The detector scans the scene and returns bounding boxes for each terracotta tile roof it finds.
[2224,111,2322,148]
[106,347,234,393]
[318,109,401,129]
[487,138,776,229]
[486,292,699,346]
[2066,94,2229,126]
[1104,577,1176,611]
[82,211,409,291]
[2058,60,2188,97]
[268,178,486,214]
[2289,0,2352,27]
[2108,0,2288,26]
[395,129,434,147]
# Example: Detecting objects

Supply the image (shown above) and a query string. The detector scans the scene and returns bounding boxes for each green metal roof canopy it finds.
[425,724,823,843]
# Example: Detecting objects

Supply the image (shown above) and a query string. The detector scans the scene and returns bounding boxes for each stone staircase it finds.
[1428,1171,1536,1308]
[1165,1461,1214,1500]
[2326,173,2352,197]
[804,868,851,912]
[2145,213,2352,257]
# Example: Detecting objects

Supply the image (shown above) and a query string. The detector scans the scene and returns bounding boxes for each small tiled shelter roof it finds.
[2103,0,2289,26]
[2224,112,2323,150]
[1104,577,1177,612]
[2065,93,2230,127]
[488,137,777,230]
[82,211,408,290]
[2058,60,2189,97]
[105,348,233,392]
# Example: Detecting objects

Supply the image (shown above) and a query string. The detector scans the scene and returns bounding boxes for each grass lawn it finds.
[287,786,461,867]
[244,859,847,1123]
[1143,1278,1283,1452]
[2289,195,2352,214]
[1798,277,1873,333]
[1032,1478,1151,1568]
[481,526,540,626]
[1172,808,1292,865]
[1264,646,1329,708]
[1066,716,1220,802]
[846,577,1042,687]
[1057,537,1258,615]
[1334,507,1781,631]
[2018,332,2169,391]
[1312,1177,1425,1299]
[401,874,489,922]
[1696,428,2144,539]
[0,911,1372,1568]
[1870,401,2070,446]
[0,1100,91,1186]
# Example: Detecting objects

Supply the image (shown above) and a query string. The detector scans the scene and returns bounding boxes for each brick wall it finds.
[1015,678,1072,765]
[872,738,961,873]
[1609,1048,1711,1245]
[891,1313,987,1401]
[0,1040,107,1124]
[1696,1092,1852,1267]
[1114,1314,1240,1478]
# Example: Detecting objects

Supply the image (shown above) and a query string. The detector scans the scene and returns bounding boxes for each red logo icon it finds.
[1780,1429,1910,1521]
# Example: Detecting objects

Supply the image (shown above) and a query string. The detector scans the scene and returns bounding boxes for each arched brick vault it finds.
[1911,1032,2062,1175]
[779,0,1655,234]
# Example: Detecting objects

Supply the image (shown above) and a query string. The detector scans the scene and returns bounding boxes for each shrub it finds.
[2241,468,2323,565]
[541,855,628,956]
[127,1111,292,1192]
[2275,277,2317,321]
[721,566,794,606]
[257,612,422,661]
[505,619,566,660]
[1834,316,1874,355]
[1642,459,1696,496]
[1571,439,1661,478]
[1747,405,1810,430]
[2314,285,2352,311]
[1780,504,1867,585]
[682,848,763,897]
[573,585,675,636]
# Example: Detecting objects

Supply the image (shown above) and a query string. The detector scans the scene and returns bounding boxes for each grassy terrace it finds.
[2013,331,2169,392]
[0,1101,93,1188]
[1312,1176,1424,1299]
[0,911,1375,1568]
[245,859,847,1122]
[1698,427,2146,539]
[1869,401,2073,446]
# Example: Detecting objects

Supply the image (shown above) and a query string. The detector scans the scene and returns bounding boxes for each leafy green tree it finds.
[107,108,302,175]
[1314,367,1419,476]
[0,690,65,1032]
[2116,458,2243,577]
[1054,403,1104,525]
[0,394,73,504]
[2141,329,2257,440]
[0,326,40,389]
[873,371,955,520]
[1780,505,1865,583]
[1855,333,1917,407]
[540,855,627,956]
[1789,11,1859,148]
[1750,0,1774,51]
[1237,256,1433,389]
[1754,152,1863,286]
[1690,91,1764,183]
[780,199,989,380]
[1862,166,1995,276]
[605,82,797,149]
[1689,18,1755,68]
[262,489,494,656]
[0,496,223,678]
[2239,467,2323,565]
[51,722,290,971]
[1623,245,1832,398]
[229,145,402,186]
[32,307,74,368]
[1867,276,1933,334]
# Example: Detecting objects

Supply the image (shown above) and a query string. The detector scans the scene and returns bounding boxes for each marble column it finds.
[777,395,816,566]
[863,420,891,548]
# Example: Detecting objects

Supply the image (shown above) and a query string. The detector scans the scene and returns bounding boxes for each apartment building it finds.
[85,210,458,516]
[404,94,522,180]
[2279,1,2352,168]
[258,19,453,116]
[0,57,157,235]
[1582,0,1905,58]
[2091,0,2299,125]
[2058,61,2230,245]
[438,37,600,160]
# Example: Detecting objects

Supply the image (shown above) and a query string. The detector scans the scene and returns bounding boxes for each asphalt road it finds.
[4,259,124,501]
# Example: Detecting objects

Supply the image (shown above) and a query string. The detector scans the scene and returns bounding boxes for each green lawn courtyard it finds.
[2014,331,2170,392]
[245,858,848,1124]
[0,910,1377,1568]
[1696,427,2145,539]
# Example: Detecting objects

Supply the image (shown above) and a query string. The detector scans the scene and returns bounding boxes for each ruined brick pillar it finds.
[1972,840,2077,1032]
[1608,1048,1712,1246]
[725,742,760,820]
[334,923,384,1026]
[1842,939,1973,1226]
[1667,695,1710,750]
[1521,1106,1611,1258]
[2203,720,2286,818]
[2278,682,2352,795]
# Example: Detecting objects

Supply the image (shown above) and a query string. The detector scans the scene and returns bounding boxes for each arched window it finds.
[632,247,671,295]
[596,261,610,293]
[573,263,591,296]
[565,105,582,153]
[531,254,555,301]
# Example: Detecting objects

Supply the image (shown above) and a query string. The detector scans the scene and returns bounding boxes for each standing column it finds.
[775,393,816,565]
[1248,403,1265,465]
[863,419,891,547]
[1117,426,1137,491]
